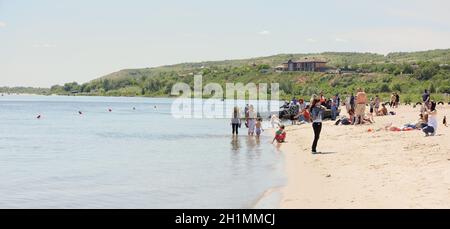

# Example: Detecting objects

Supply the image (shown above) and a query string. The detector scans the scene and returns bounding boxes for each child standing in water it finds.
[255,118,264,137]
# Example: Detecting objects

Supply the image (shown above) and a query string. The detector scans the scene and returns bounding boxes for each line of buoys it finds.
[36,105,163,119]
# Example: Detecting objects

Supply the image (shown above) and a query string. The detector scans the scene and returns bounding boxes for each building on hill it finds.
[275,58,328,72]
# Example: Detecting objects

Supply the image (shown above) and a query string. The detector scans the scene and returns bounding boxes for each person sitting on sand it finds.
[298,99,306,112]
[303,107,311,123]
[423,101,438,137]
[270,114,281,128]
[272,125,286,144]
[255,118,264,137]
[348,106,357,124]
[296,107,311,124]
[444,116,448,127]
[405,114,428,130]
[402,114,426,130]
[378,104,388,116]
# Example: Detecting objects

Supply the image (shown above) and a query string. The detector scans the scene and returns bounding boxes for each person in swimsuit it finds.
[255,118,264,137]
[272,125,286,144]
[247,105,257,136]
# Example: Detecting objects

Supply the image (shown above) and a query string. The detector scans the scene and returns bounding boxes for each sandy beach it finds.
[278,105,450,209]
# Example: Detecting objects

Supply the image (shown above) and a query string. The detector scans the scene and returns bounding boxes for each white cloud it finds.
[306,38,317,43]
[0,21,6,28]
[259,30,270,35]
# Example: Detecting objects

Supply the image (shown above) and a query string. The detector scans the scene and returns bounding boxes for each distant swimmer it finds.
[133,107,136,110]
[78,111,83,115]
[108,108,112,112]
[153,106,158,111]
[36,114,41,119]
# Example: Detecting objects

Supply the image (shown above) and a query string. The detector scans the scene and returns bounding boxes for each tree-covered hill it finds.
[47,49,450,103]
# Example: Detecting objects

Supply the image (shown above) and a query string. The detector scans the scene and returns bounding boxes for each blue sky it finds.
[1,0,450,87]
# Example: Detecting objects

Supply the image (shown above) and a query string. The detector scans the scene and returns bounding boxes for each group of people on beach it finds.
[230,93,328,154]
[231,87,447,154]
[340,89,397,126]
[383,89,444,136]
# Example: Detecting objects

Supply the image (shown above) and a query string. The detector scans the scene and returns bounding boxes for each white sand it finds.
[277,105,450,209]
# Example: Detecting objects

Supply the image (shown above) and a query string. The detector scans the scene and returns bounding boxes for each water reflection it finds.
[230,136,241,151]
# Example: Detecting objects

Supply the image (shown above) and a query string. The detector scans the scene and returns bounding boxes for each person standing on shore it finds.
[422,89,431,109]
[231,107,241,135]
[331,95,338,121]
[310,95,326,154]
[355,88,367,125]
[374,95,380,115]
[395,92,400,108]
[390,93,396,108]
[350,93,356,111]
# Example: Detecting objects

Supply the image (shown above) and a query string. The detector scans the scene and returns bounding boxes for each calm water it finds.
[0,95,285,208]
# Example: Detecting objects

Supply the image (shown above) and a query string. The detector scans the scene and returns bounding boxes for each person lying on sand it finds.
[272,125,286,144]
[384,123,414,132]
